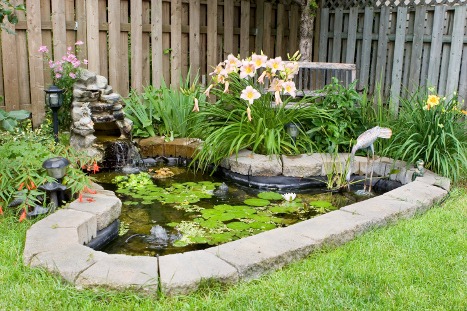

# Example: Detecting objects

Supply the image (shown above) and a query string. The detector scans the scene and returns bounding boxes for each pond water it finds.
[95,165,369,257]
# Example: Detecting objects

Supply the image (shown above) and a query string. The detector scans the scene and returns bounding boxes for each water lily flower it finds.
[240,85,260,105]
[240,61,256,79]
[282,192,296,201]
[192,98,199,112]
[251,53,268,69]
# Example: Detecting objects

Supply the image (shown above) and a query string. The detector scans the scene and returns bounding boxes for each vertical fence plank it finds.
[51,0,67,60]
[162,2,171,83]
[332,8,343,62]
[207,0,217,73]
[86,0,100,73]
[76,0,87,62]
[445,6,466,97]
[408,6,426,93]
[263,2,272,56]
[108,0,121,92]
[289,4,299,55]
[190,0,200,80]
[375,6,389,87]
[241,0,251,58]
[345,7,358,64]
[26,0,44,126]
[120,1,130,96]
[318,8,329,62]
[427,6,447,89]
[171,0,182,87]
[459,46,467,103]
[223,0,233,56]
[65,0,75,46]
[142,0,151,86]
[275,3,285,57]
[1,22,19,111]
[359,7,373,90]
[98,0,108,78]
[131,0,143,91]
[255,0,264,54]
[390,6,408,115]
[152,0,163,87]
[15,0,30,108]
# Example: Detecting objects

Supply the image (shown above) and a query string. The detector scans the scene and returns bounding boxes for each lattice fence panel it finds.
[321,0,467,8]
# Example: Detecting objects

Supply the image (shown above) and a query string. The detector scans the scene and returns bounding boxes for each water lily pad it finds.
[309,200,333,208]
[269,205,298,214]
[250,222,276,230]
[226,221,250,230]
[244,198,270,207]
[257,191,283,201]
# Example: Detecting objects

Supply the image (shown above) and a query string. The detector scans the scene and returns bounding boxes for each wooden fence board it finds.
[289,4,299,56]
[274,3,284,58]
[359,7,374,90]
[26,0,44,126]
[120,1,129,96]
[108,0,121,90]
[240,1,250,58]
[345,7,358,64]
[189,0,200,80]
[445,6,466,97]
[76,0,87,62]
[65,0,75,47]
[142,0,151,86]
[223,0,234,56]
[206,0,217,73]
[459,46,467,103]
[263,2,272,57]
[86,0,100,73]
[131,0,143,91]
[98,0,108,78]
[390,6,408,115]
[16,0,30,108]
[438,45,450,95]
[318,8,329,62]
[171,0,182,87]
[408,6,426,92]
[375,6,389,87]
[52,0,67,60]
[427,6,447,89]
[1,25,19,111]
[255,0,264,54]
[163,2,171,83]
[152,0,163,87]
[332,8,343,62]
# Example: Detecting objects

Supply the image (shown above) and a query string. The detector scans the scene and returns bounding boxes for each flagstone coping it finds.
[23,154,450,296]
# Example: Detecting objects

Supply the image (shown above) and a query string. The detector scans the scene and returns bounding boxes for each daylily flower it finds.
[204,84,213,97]
[282,81,296,98]
[19,208,27,222]
[210,62,224,76]
[239,61,256,79]
[246,106,252,121]
[267,57,284,73]
[425,94,440,110]
[251,53,268,69]
[240,86,260,105]
[226,54,242,68]
[223,81,230,93]
[257,71,268,84]
[192,98,199,112]
[282,192,296,201]
[269,79,284,105]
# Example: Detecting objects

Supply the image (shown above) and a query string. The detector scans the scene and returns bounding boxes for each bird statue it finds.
[346,126,392,194]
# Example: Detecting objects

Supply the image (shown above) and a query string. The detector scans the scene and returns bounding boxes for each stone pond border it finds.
[23,153,450,296]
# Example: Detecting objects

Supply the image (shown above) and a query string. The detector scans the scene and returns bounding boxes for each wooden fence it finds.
[317,0,467,114]
[0,0,301,126]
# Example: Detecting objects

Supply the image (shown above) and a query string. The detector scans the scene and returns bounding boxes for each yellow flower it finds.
[426,95,440,110]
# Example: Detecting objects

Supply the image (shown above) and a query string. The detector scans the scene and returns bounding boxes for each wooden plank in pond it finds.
[275,3,285,58]
[207,0,217,73]
[152,0,163,88]
[332,8,343,62]
[345,7,358,64]
[408,6,426,93]
[171,0,182,87]
[375,6,389,87]
[390,7,408,116]
[445,6,466,97]
[26,0,44,126]
[131,0,143,92]
[427,6,446,90]
[255,0,264,54]
[86,0,99,73]
[359,7,373,90]
[240,0,250,58]
[190,0,201,81]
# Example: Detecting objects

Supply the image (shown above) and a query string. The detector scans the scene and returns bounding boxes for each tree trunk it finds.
[298,4,315,62]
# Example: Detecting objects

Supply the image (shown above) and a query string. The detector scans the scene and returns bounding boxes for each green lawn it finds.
[1,188,466,311]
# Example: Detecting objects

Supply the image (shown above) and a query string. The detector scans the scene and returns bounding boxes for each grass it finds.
[1,188,466,310]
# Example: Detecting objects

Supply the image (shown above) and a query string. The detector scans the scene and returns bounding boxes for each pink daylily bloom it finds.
[251,53,268,69]
[282,81,296,98]
[192,98,199,112]
[226,54,242,69]
[266,57,284,73]
[239,61,256,79]
[240,85,260,105]
[204,84,214,97]
[223,81,230,93]
[246,106,252,122]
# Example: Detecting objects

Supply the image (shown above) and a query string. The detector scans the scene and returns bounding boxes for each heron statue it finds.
[346,126,392,193]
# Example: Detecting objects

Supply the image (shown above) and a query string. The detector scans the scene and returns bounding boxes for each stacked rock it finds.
[70,69,133,160]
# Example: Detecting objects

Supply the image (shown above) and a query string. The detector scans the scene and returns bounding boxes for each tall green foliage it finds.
[384,89,467,181]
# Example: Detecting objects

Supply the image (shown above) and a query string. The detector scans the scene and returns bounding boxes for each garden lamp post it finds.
[286,122,299,145]
[41,157,70,210]
[44,85,64,142]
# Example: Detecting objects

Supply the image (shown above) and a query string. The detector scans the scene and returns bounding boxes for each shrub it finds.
[384,89,467,181]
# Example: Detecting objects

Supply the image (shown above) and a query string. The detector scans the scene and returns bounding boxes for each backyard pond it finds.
[94,164,370,257]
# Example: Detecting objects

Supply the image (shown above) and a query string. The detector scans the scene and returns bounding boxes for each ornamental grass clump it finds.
[384,88,467,182]
[191,52,333,171]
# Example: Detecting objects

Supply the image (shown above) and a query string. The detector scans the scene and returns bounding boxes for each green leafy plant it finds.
[122,91,158,137]
[38,41,87,129]
[384,89,467,181]
[191,52,334,171]
[0,0,25,34]
[0,108,30,131]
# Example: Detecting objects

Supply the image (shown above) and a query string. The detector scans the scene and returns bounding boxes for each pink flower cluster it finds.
[38,41,87,80]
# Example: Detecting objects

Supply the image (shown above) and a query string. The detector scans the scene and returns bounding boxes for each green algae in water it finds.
[95,168,366,256]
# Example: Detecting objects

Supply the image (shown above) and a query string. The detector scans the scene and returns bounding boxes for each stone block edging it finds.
[23,156,450,296]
